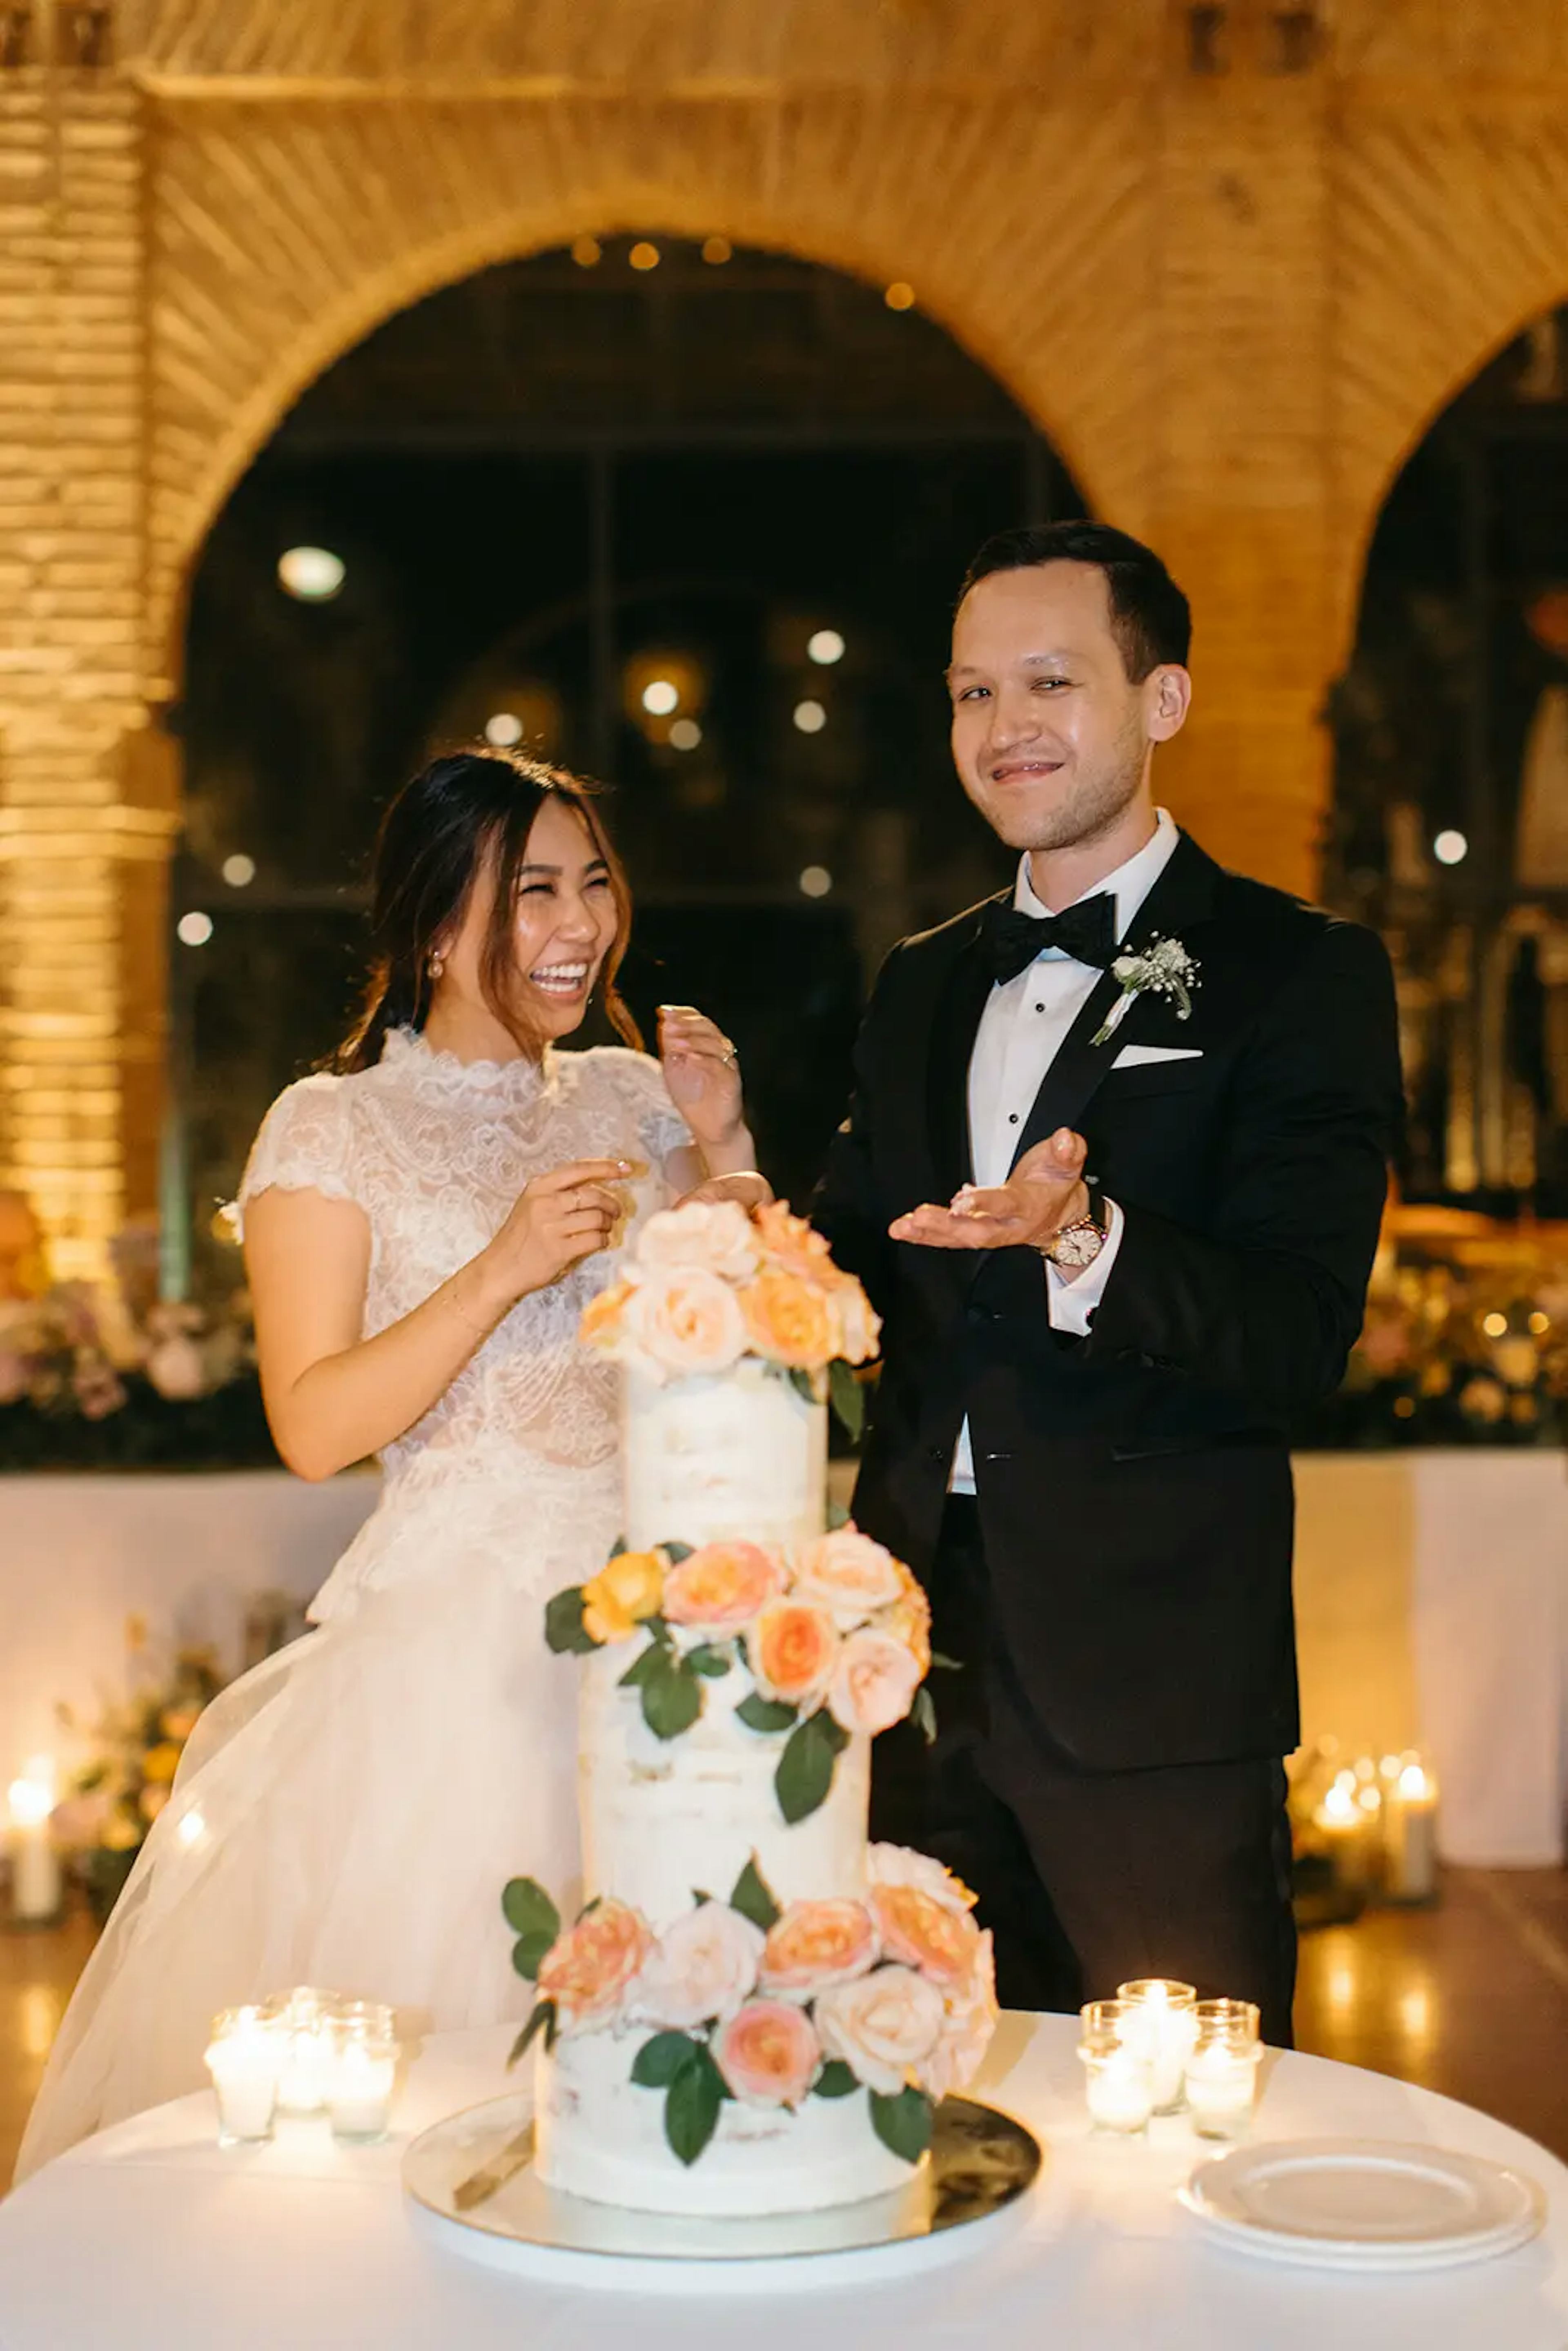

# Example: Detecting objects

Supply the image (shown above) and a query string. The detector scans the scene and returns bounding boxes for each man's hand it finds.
[889,1127,1089,1252]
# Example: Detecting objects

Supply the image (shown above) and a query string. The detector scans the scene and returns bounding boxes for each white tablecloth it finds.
[0,1472,380,1785]
[1,2018,1563,2349]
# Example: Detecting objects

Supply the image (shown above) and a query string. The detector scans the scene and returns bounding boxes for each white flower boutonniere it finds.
[1091,937,1200,1048]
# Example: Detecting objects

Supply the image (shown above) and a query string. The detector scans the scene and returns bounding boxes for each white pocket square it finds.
[1111,1045,1204,1068]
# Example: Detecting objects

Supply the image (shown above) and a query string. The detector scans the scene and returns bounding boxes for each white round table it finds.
[3,2015,1565,2349]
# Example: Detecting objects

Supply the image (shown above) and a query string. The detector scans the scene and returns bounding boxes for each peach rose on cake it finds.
[622,1266,747,1379]
[537,1899,653,2033]
[869,1881,984,1990]
[714,1999,821,2108]
[738,1270,837,1371]
[826,1280,881,1367]
[758,1900,878,1997]
[580,1549,667,1645]
[826,1628,923,1737]
[662,1541,786,1634]
[579,1279,634,1351]
[792,1529,908,1627]
[813,1966,944,2097]
[633,1201,758,1285]
[918,1932,998,2099]
[751,1202,835,1282]
[746,1600,839,1709]
[866,1843,978,1917]
[635,1903,764,2030]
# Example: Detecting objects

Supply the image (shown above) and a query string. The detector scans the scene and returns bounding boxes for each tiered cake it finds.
[501,1200,996,2219]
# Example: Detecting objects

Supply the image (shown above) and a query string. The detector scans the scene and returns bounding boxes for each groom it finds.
[814,521,1403,2042]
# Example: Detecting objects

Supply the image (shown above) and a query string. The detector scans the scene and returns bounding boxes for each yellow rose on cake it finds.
[580,1550,667,1644]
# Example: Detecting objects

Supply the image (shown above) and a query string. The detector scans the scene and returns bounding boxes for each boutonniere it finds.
[1091,937,1200,1047]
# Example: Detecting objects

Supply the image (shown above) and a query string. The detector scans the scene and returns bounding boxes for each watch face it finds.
[1051,1223,1103,1270]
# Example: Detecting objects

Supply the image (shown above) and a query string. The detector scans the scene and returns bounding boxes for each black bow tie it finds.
[980,893,1118,983]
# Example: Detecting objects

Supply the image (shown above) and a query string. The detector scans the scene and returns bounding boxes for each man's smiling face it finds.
[947,561,1172,857]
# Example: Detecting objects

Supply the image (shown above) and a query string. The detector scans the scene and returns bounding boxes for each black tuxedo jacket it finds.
[813,831,1403,1772]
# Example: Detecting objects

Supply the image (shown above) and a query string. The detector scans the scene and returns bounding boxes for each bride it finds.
[17,747,762,2177]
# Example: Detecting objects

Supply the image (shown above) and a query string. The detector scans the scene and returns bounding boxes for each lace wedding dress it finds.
[16,1029,690,2180]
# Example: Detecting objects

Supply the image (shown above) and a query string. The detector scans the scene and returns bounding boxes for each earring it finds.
[429,952,445,981]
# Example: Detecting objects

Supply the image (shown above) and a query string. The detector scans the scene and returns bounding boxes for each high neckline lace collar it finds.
[381,1025,552,1103]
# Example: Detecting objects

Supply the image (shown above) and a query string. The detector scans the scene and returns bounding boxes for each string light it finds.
[702,236,733,265]
[793,700,827,734]
[669,719,702,750]
[571,236,602,268]
[485,712,524,746]
[642,680,679,716]
[799,866,832,898]
[629,241,661,272]
[221,854,256,888]
[1433,830,1468,866]
[177,912,213,947]
[884,282,915,312]
[277,547,345,602]
[807,629,846,665]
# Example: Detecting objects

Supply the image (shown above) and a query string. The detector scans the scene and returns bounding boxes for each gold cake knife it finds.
[452,2121,536,2212]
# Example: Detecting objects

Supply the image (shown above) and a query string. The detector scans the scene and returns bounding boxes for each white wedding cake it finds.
[501,1201,997,2219]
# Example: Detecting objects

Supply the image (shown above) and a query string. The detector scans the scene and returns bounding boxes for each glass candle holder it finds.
[1184,1999,1262,2140]
[205,2005,282,2145]
[1115,1979,1198,2113]
[325,2001,399,2144]
[274,1985,345,2116]
[1078,2000,1156,2135]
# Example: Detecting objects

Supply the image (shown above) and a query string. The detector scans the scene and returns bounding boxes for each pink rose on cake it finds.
[713,1999,821,2108]
[635,1903,765,2030]
[813,1966,945,2096]
[792,1529,908,1626]
[918,1931,998,2098]
[537,1899,653,2033]
[826,1628,923,1736]
[746,1600,839,1709]
[759,1899,878,1997]
[869,1881,984,1990]
[633,1201,758,1285]
[866,1842,979,1917]
[662,1541,786,1634]
[622,1267,747,1379]
[737,1271,837,1371]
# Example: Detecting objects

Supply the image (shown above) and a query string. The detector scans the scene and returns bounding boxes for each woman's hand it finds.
[482,1158,631,1307]
[673,1170,775,1211]
[658,1005,746,1150]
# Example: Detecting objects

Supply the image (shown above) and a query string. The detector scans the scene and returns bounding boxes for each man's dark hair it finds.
[959,521,1192,681]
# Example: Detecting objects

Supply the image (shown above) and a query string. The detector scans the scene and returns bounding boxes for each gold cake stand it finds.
[402,2091,1043,2292]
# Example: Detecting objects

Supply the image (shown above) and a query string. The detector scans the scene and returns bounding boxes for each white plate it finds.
[1180,2139,1546,2273]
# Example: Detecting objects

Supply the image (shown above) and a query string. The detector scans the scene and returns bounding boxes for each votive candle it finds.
[205,2006,281,2144]
[1116,1979,1198,2113]
[325,2001,399,2144]
[1078,2000,1156,2135]
[275,1986,343,2115]
[1184,2001,1262,2140]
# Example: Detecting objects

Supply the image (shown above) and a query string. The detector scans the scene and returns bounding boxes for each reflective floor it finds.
[2,1869,1566,2188]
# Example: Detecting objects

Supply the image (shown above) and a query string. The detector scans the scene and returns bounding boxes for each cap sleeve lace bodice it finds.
[238,1031,692,1501]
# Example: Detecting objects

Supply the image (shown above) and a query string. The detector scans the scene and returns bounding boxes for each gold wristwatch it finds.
[1037,1184,1109,1273]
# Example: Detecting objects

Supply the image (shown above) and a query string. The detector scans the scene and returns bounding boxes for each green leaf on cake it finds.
[506,2000,555,2068]
[510,1930,556,1982]
[911,1686,938,1747]
[813,2060,860,2099]
[664,2044,725,2166]
[826,1498,851,1530]
[502,1877,561,1944]
[775,1708,851,1826]
[735,1691,798,1735]
[639,1648,705,1741]
[617,1641,664,1690]
[728,1855,782,1931]
[631,2031,700,2089]
[543,1588,598,1654]
[827,1357,865,1442]
[659,1541,695,1564]
[869,2086,935,2164]
[686,1644,732,1679]
[606,1534,627,1560]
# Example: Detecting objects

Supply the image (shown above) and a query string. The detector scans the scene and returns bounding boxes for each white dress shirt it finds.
[949,808,1181,1494]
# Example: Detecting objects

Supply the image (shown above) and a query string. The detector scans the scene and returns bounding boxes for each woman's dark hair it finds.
[958,520,1192,680]
[334,749,640,1073]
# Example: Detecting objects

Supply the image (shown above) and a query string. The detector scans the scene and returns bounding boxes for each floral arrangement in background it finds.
[581,1200,880,1437]
[501,1845,997,2167]
[546,1526,933,1823]
[50,1626,227,1919]
[0,1216,275,1469]
[1298,1213,1568,1449]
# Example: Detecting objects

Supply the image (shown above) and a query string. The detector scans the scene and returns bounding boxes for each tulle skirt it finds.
[15,1464,617,2183]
